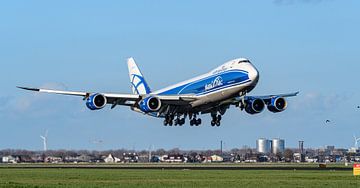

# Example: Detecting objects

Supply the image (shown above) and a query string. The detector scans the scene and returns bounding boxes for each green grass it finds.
[0,162,353,169]
[0,168,359,188]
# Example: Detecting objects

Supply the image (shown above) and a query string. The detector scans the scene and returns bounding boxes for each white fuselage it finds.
[153,58,259,107]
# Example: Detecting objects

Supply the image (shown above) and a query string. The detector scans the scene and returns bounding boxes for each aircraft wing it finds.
[245,91,300,100]
[227,91,299,105]
[17,86,196,107]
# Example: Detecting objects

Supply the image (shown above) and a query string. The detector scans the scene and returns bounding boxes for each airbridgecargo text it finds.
[205,76,223,91]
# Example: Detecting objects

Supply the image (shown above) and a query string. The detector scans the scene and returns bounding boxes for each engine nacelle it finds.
[138,96,161,113]
[267,97,287,113]
[86,93,107,110]
[245,98,265,114]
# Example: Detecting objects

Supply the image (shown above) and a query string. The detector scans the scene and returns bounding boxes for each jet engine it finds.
[86,93,107,110]
[267,97,287,113]
[138,96,161,113]
[245,98,265,114]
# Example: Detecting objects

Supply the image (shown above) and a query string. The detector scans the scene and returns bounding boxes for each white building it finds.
[256,138,271,153]
[104,154,121,163]
[211,155,223,162]
[2,155,18,163]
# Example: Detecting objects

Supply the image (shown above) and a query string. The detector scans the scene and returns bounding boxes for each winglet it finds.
[281,91,300,97]
[17,86,40,92]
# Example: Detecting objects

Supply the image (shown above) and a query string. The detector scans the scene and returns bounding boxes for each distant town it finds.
[1,138,360,164]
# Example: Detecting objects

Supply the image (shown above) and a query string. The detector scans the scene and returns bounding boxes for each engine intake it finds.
[245,98,265,114]
[267,97,287,113]
[138,96,161,113]
[86,93,107,110]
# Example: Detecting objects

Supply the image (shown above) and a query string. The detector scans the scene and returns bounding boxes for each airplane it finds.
[18,57,298,127]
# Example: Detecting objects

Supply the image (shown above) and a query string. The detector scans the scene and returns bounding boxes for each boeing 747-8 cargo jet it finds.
[18,57,298,127]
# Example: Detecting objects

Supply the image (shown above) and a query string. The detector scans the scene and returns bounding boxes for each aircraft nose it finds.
[248,65,259,84]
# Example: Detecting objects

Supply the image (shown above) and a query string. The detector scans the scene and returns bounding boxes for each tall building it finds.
[299,141,304,154]
[271,138,285,154]
[256,138,271,153]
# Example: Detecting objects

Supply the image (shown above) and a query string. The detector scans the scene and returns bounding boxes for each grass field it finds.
[0,168,359,188]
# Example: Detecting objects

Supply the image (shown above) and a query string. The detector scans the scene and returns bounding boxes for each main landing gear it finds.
[189,118,201,126]
[163,113,205,127]
[211,114,222,127]
[163,115,185,126]
[188,113,201,126]
[163,113,222,127]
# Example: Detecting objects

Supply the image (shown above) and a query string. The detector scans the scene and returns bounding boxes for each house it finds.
[18,155,33,163]
[258,155,269,162]
[293,153,305,163]
[210,155,223,162]
[305,156,318,163]
[161,154,186,163]
[45,156,63,163]
[64,154,95,163]
[123,153,138,163]
[77,154,95,163]
[222,154,235,162]
[31,155,44,163]
[150,156,161,162]
[2,155,18,163]
[201,156,212,163]
[104,154,121,163]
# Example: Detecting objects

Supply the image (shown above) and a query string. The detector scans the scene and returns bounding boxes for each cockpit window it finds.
[238,60,250,64]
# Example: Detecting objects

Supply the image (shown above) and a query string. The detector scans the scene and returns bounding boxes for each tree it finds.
[284,149,294,162]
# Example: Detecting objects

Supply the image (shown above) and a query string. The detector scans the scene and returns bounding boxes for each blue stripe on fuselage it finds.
[158,70,249,96]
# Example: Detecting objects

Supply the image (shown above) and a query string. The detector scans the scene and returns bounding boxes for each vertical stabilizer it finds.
[127,57,151,94]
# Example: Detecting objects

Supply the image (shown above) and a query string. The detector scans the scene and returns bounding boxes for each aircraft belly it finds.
[190,84,246,107]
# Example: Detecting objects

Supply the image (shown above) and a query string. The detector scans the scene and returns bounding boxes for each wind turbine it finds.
[353,135,360,149]
[40,130,48,151]
[148,144,154,162]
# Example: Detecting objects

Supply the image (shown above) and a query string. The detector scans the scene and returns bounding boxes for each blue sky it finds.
[1,0,360,151]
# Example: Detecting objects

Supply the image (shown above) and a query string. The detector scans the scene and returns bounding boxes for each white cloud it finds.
[291,91,351,115]
[12,82,68,112]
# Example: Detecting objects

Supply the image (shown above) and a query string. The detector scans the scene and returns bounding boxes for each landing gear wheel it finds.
[210,113,222,127]
[190,119,194,126]
[197,118,202,125]
[174,119,178,126]
[216,121,221,126]
[163,120,168,126]
[179,118,185,126]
